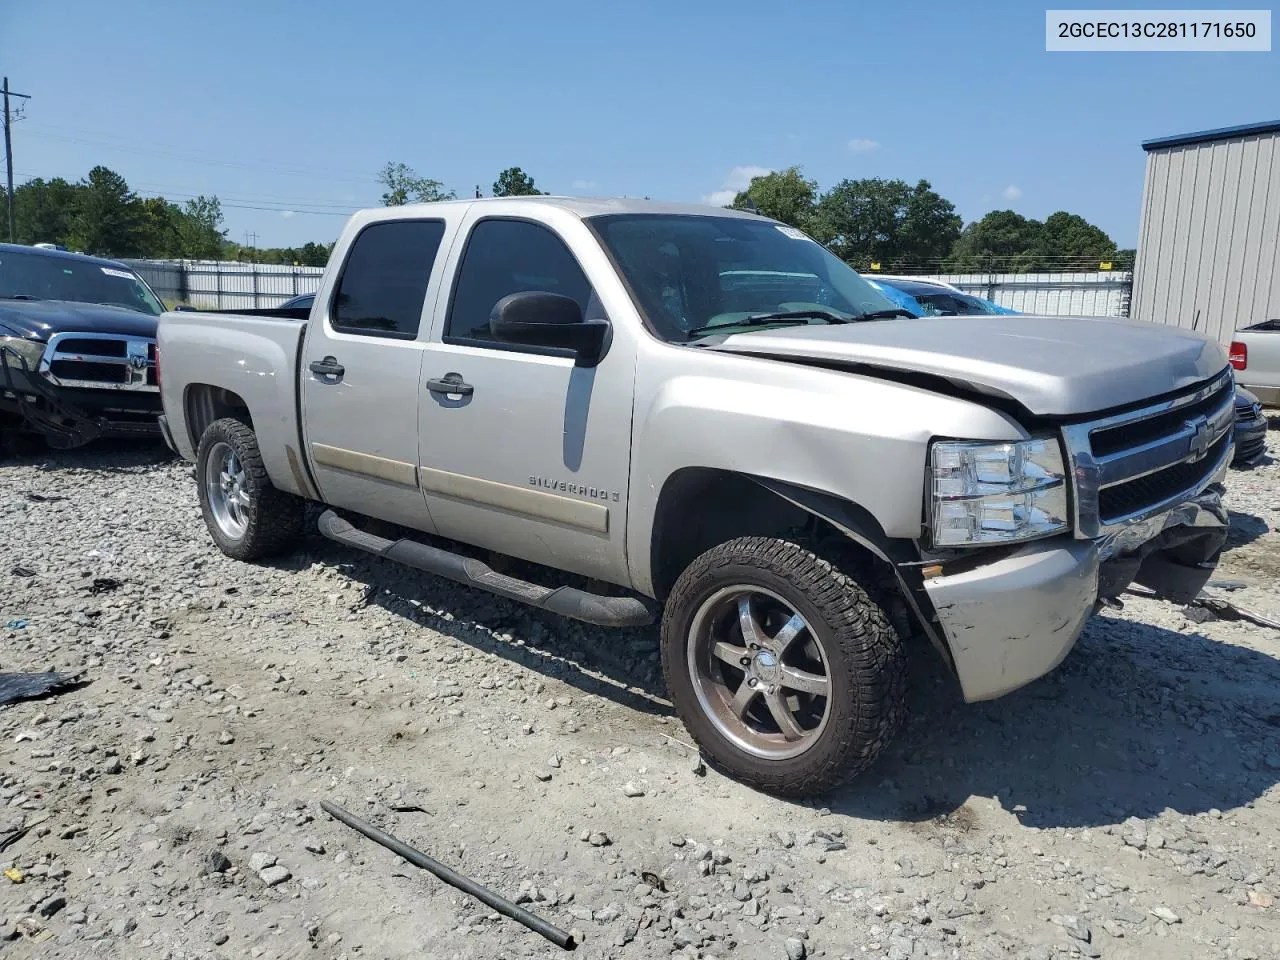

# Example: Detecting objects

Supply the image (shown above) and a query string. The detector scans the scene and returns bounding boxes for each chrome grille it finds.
[38,332,158,393]
[1063,369,1235,538]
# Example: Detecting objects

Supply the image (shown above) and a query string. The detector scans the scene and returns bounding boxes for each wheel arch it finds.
[183,383,253,452]
[646,468,951,669]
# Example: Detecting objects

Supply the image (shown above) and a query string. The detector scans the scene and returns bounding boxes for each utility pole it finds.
[3,77,33,243]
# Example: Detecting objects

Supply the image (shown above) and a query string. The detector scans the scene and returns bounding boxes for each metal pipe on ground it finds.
[319,799,576,951]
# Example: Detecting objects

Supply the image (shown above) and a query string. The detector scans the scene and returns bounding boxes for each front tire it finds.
[195,418,303,561]
[661,537,906,798]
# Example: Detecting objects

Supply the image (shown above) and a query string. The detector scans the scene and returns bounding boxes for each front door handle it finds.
[425,373,474,397]
[310,356,345,378]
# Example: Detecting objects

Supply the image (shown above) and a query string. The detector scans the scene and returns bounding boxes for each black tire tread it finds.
[196,418,303,561]
[661,536,906,798]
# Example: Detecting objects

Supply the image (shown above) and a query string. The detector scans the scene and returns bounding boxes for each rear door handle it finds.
[310,356,345,378]
[425,373,474,397]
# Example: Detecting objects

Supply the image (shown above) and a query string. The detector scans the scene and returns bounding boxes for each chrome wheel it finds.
[686,585,832,760]
[204,440,249,540]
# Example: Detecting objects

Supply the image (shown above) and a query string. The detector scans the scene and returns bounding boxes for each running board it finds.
[317,510,656,628]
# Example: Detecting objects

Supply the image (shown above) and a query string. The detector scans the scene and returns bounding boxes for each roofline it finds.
[1142,120,1280,152]
[0,241,131,269]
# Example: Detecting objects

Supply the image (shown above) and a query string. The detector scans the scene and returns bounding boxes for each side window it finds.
[445,219,593,344]
[331,220,445,338]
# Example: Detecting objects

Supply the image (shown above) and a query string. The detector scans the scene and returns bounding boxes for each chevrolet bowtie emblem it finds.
[1185,414,1211,461]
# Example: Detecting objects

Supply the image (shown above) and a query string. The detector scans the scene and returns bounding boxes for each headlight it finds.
[929,438,1069,546]
[0,335,45,371]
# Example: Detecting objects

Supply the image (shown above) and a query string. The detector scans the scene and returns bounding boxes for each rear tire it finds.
[661,536,906,798]
[195,417,303,561]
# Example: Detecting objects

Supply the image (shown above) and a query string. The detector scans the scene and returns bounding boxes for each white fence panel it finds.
[906,271,1131,318]
[122,259,326,310]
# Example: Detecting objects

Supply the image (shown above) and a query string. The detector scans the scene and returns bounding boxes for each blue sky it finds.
[2,0,1276,249]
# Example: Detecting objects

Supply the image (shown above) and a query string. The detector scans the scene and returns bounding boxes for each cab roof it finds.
[371,196,775,221]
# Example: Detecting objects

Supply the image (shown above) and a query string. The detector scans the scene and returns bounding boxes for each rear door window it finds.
[331,220,446,338]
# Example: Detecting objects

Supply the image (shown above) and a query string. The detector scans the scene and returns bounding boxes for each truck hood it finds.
[0,300,161,342]
[702,314,1229,417]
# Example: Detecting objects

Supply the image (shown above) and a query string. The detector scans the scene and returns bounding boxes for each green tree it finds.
[491,167,545,197]
[810,178,961,267]
[138,197,182,258]
[69,166,145,257]
[946,210,1044,272]
[297,241,332,267]
[1037,211,1117,268]
[378,162,455,205]
[729,166,817,229]
[174,195,227,260]
[14,177,81,246]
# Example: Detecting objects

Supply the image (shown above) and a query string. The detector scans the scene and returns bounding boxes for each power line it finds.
[21,126,381,184]
[3,77,33,242]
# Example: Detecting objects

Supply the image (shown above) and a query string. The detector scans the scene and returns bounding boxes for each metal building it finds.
[1130,120,1280,346]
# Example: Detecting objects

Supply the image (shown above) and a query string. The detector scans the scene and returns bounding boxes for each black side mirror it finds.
[174,304,196,312]
[489,291,611,367]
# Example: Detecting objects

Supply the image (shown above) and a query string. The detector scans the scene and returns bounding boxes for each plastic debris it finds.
[23,492,67,503]
[0,671,83,705]
[5,619,29,630]
[86,577,123,595]
[4,867,24,883]
[10,566,36,578]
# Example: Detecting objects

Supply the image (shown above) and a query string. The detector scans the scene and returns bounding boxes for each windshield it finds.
[0,249,164,315]
[913,291,1003,316]
[588,214,901,341]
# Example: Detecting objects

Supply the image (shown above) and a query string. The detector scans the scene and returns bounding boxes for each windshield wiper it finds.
[0,294,42,301]
[853,308,916,320]
[686,309,851,340]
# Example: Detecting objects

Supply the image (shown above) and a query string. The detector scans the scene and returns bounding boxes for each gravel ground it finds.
[1,429,1278,960]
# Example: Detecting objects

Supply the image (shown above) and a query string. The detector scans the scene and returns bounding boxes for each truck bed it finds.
[156,310,309,496]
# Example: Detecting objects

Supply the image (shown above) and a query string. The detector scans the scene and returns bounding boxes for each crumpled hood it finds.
[0,300,161,341]
[703,314,1229,416]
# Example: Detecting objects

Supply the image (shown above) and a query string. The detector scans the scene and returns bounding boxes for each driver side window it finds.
[445,219,595,346]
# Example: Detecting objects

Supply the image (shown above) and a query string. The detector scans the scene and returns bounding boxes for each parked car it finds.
[0,243,164,448]
[158,198,1232,797]
[1231,320,1279,405]
[862,277,928,316]
[870,275,1019,315]
[279,293,315,311]
[1233,386,1268,464]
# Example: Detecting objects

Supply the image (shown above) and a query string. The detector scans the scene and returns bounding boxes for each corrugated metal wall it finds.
[1131,132,1280,345]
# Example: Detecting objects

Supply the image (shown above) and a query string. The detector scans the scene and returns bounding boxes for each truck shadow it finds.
[2,438,176,474]
[1225,509,1270,549]
[286,529,672,720]
[829,612,1280,829]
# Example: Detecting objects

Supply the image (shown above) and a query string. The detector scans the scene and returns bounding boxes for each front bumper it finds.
[1,361,161,444]
[1233,413,1268,465]
[924,484,1229,702]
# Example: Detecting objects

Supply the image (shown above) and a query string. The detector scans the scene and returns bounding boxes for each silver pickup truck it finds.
[156,198,1233,796]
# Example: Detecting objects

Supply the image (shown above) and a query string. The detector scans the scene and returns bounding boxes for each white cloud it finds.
[280,210,296,219]
[702,164,773,206]
[847,138,881,153]
[571,179,597,190]
[1002,185,1022,201]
